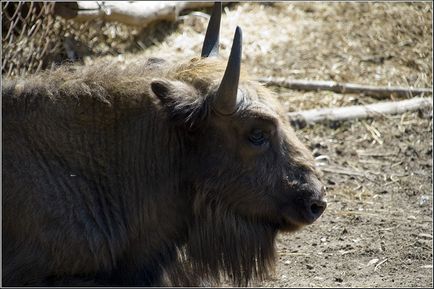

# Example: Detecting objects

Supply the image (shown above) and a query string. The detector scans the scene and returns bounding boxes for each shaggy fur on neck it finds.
[185,199,277,286]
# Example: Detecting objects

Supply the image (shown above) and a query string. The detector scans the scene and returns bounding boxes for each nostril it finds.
[310,200,327,218]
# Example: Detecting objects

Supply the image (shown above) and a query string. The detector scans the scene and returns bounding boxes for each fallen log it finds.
[257,77,433,99]
[288,97,432,128]
[54,1,215,27]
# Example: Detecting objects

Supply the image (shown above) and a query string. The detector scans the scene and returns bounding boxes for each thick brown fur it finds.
[2,56,324,286]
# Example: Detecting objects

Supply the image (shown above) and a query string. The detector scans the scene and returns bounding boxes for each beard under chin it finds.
[185,203,278,286]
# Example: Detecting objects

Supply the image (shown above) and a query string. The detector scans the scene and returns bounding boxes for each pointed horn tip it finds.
[232,26,242,55]
[200,2,222,58]
[234,26,242,42]
[213,26,243,116]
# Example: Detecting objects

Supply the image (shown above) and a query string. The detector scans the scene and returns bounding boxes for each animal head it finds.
[152,2,326,230]
[150,3,326,284]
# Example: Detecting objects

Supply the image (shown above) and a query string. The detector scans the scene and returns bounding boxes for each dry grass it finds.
[107,2,432,87]
[7,2,431,91]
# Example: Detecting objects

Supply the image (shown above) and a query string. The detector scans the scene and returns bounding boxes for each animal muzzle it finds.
[279,176,327,229]
[300,179,327,224]
[282,173,327,226]
[304,195,327,224]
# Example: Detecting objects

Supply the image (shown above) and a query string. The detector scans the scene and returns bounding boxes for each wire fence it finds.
[1,2,63,77]
[2,1,143,78]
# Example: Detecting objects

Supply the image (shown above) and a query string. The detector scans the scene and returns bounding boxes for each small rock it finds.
[320,237,327,243]
[306,264,314,270]
[407,215,417,220]
[284,260,291,265]
[419,195,430,207]
[335,277,343,283]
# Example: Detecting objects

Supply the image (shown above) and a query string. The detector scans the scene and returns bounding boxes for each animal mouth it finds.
[276,192,327,230]
[277,201,326,231]
[277,216,304,232]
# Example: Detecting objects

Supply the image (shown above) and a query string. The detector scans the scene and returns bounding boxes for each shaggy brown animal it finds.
[2,3,326,286]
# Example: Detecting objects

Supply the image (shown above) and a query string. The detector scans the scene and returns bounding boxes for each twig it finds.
[257,77,433,98]
[319,165,366,177]
[362,121,383,145]
[54,1,215,27]
[335,211,382,218]
[340,250,356,256]
[356,149,398,157]
[374,258,388,271]
[287,97,432,128]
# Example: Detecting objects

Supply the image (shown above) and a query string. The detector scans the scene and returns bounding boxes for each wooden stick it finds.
[288,97,432,128]
[257,77,432,98]
[54,1,215,27]
[318,165,366,177]
[374,258,388,272]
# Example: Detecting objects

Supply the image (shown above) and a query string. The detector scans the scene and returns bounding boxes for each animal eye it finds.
[248,129,268,146]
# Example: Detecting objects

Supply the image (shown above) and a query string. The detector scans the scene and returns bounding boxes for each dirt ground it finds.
[5,1,433,287]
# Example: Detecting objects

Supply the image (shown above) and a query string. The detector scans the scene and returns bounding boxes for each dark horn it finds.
[214,26,242,115]
[201,2,222,57]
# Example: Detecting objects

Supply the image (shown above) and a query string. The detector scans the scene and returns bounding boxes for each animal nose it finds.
[298,176,327,224]
[308,199,327,222]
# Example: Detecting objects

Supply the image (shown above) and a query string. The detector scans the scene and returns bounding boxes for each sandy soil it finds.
[6,2,433,287]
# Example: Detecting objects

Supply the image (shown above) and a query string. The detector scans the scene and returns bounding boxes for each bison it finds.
[2,3,326,287]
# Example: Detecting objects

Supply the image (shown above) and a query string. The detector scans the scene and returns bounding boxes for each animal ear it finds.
[151,79,206,129]
[151,79,176,105]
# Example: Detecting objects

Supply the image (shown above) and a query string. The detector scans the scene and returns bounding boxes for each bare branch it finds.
[288,97,432,128]
[257,77,432,98]
[54,1,215,27]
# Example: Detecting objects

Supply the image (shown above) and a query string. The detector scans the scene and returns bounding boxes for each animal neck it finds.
[185,202,278,286]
